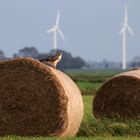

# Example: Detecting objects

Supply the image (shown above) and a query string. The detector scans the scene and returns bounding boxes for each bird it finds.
[130,67,140,71]
[39,51,62,69]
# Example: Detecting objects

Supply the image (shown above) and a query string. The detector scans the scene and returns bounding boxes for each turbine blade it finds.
[127,25,134,36]
[47,28,54,33]
[47,26,56,33]
[58,28,65,41]
[119,27,125,34]
[124,4,128,22]
[56,10,60,26]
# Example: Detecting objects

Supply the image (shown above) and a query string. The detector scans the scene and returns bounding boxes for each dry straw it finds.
[93,69,140,119]
[0,58,83,137]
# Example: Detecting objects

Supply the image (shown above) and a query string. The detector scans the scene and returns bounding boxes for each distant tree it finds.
[130,56,140,68]
[71,57,86,69]
[57,50,86,69]
[13,48,86,69]
[102,59,109,69]
[36,53,48,60]
[58,50,73,69]
[0,50,6,60]
[14,47,39,58]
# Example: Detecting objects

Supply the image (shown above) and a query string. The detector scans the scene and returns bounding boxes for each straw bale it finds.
[0,58,83,136]
[93,69,140,119]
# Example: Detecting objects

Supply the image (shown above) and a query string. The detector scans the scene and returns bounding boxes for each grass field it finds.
[66,69,122,83]
[66,69,122,95]
[0,70,140,140]
[78,96,140,137]
[0,136,140,140]
[0,136,139,140]
[76,82,102,95]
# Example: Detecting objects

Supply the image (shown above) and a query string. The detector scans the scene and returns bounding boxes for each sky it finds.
[0,0,140,62]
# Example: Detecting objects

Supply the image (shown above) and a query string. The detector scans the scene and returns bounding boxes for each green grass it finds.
[83,95,93,117]
[66,69,121,95]
[0,136,139,140]
[78,96,140,137]
[66,69,122,83]
[65,69,122,76]
[76,82,102,95]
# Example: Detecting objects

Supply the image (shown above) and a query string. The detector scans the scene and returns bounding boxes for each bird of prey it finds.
[39,51,62,69]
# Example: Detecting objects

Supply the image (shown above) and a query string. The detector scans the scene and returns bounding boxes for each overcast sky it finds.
[0,0,139,62]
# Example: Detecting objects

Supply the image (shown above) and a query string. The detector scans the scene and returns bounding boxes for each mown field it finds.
[0,69,140,140]
[66,69,122,95]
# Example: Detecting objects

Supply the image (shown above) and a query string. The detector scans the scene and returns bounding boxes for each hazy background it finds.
[0,0,139,62]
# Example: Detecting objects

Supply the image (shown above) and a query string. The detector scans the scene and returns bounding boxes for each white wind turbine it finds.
[119,4,134,70]
[47,10,65,50]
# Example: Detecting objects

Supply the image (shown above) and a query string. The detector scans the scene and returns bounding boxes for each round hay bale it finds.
[0,58,83,137]
[93,69,140,119]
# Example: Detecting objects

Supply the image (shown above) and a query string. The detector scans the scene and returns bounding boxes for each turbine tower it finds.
[119,4,134,70]
[47,10,65,50]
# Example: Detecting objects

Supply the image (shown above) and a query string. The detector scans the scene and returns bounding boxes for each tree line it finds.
[0,47,140,69]
[0,47,86,69]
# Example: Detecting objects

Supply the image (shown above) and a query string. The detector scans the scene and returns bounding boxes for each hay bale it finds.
[93,69,140,119]
[0,58,83,137]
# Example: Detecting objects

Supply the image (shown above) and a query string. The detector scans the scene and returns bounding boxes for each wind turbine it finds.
[47,10,65,50]
[119,4,134,70]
